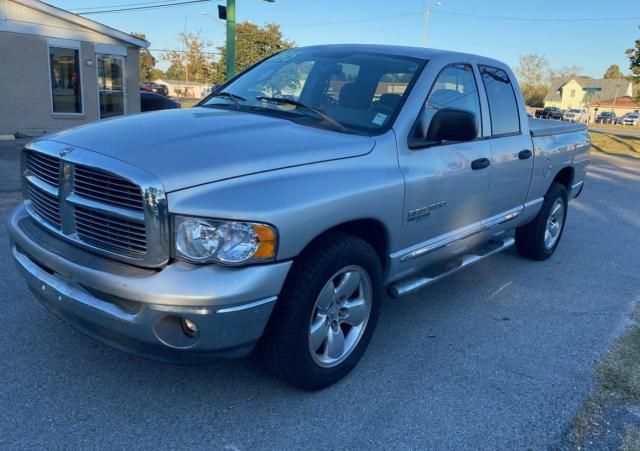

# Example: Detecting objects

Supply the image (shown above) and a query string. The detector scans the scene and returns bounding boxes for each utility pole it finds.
[611,73,621,113]
[225,0,236,79]
[423,1,442,47]
[204,0,274,81]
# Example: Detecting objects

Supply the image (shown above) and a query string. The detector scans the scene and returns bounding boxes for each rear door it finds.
[478,65,534,218]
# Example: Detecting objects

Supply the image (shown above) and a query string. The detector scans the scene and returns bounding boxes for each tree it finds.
[515,54,550,107]
[213,22,294,83]
[150,68,166,80]
[603,64,622,79]
[516,54,549,86]
[165,61,186,81]
[131,32,156,81]
[163,32,213,83]
[626,26,640,85]
[549,65,584,81]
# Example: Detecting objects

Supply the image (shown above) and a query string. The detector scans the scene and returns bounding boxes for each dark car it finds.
[140,91,181,112]
[140,81,169,97]
[595,111,617,124]
[535,107,564,120]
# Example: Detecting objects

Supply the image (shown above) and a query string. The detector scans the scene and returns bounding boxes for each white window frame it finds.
[47,38,84,116]
[96,53,127,119]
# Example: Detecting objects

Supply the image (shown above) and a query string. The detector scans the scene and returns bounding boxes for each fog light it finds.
[181,318,198,338]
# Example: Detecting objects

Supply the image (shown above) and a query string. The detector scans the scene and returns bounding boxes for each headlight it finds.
[174,216,277,265]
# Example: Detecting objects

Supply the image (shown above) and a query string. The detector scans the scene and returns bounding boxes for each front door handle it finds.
[471,158,491,170]
[518,149,533,160]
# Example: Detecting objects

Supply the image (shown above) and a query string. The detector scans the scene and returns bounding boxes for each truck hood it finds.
[43,107,376,192]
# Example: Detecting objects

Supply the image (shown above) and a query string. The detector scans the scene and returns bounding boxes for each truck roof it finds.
[297,44,506,66]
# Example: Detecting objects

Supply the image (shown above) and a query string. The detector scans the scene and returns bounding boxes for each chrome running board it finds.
[388,237,515,298]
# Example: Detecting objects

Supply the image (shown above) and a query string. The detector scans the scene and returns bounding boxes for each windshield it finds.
[568,109,582,113]
[202,48,426,134]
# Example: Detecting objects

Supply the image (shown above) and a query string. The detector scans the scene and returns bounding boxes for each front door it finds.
[397,63,491,266]
[97,54,126,119]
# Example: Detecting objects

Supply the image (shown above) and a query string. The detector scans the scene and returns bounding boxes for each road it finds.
[0,140,638,449]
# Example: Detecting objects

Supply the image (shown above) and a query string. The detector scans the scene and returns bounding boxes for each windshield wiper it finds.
[210,91,246,110]
[255,96,347,132]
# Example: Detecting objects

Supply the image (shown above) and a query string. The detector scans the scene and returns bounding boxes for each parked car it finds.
[620,113,640,126]
[562,108,588,123]
[140,91,181,112]
[140,81,169,97]
[617,113,634,125]
[9,45,591,390]
[595,111,617,124]
[535,106,564,120]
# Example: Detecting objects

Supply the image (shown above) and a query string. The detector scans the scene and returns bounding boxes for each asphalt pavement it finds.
[0,140,638,449]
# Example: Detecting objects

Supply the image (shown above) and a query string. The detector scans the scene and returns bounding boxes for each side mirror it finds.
[409,108,478,149]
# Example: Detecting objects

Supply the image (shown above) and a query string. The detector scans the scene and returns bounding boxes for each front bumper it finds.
[8,204,292,362]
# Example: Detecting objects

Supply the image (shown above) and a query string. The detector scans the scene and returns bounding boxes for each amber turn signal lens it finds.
[253,224,277,259]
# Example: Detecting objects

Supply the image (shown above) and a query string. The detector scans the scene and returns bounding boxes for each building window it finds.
[98,55,125,118]
[570,89,576,97]
[49,47,83,114]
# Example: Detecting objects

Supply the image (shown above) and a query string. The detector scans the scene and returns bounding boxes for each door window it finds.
[479,65,520,136]
[98,55,125,118]
[423,64,482,137]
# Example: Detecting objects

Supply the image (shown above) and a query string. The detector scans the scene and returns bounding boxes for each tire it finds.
[258,232,383,390]
[515,182,569,261]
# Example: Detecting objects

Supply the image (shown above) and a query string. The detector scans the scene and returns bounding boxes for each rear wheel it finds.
[258,232,383,390]
[516,182,568,260]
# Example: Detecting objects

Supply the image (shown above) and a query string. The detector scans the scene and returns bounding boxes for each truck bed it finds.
[528,118,587,137]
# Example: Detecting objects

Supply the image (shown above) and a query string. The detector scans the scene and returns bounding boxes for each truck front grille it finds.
[27,151,61,187]
[22,147,168,267]
[75,206,147,256]
[74,165,144,211]
[28,183,61,228]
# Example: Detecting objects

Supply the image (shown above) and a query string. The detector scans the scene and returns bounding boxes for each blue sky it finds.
[48,0,640,78]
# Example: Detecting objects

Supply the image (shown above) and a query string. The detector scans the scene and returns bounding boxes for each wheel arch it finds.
[552,166,574,191]
[296,218,390,274]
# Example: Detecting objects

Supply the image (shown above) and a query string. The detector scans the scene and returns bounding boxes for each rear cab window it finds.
[479,65,521,136]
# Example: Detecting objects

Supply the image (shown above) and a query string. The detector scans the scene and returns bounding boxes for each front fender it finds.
[167,136,404,261]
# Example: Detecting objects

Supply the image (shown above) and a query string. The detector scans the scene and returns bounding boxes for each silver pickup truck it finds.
[9,45,590,390]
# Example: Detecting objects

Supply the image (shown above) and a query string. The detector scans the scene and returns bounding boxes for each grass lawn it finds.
[589,131,640,159]
[571,305,640,449]
[589,123,640,132]
[178,99,200,108]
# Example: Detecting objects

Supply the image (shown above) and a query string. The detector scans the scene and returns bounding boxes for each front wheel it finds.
[515,182,568,260]
[258,232,383,390]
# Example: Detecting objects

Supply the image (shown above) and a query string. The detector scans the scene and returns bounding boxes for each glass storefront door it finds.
[97,54,125,118]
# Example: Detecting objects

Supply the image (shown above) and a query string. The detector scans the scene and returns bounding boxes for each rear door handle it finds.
[471,158,491,170]
[518,149,533,160]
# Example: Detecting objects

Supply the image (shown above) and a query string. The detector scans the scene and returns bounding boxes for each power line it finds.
[70,1,185,12]
[150,48,221,55]
[77,0,217,16]
[279,11,422,28]
[434,10,640,23]
[279,9,640,28]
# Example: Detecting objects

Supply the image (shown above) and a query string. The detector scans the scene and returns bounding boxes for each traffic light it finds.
[218,4,227,20]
